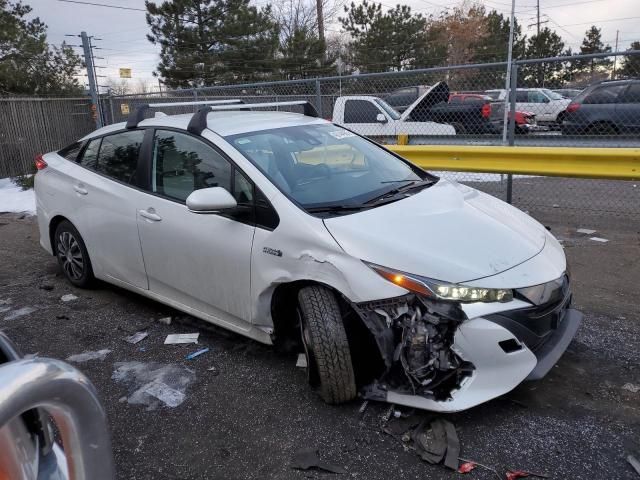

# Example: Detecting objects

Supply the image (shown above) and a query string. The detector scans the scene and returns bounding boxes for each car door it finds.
[526,91,554,122]
[135,128,255,328]
[616,83,640,132]
[69,129,149,289]
[341,99,393,141]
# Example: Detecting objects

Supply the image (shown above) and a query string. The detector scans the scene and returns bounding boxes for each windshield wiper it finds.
[380,179,415,184]
[305,204,370,214]
[364,179,436,205]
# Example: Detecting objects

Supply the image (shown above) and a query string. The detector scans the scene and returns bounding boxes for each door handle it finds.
[139,208,162,222]
[73,185,88,195]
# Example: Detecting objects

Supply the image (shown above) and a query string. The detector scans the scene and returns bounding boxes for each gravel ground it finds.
[0,213,639,479]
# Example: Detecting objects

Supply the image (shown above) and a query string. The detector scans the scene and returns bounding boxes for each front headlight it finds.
[366,262,513,303]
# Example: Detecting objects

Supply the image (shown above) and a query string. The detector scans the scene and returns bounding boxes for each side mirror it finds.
[186,187,237,213]
[376,113,388,124]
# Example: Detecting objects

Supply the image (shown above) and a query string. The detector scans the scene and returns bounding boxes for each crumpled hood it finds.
[324,180,547,284]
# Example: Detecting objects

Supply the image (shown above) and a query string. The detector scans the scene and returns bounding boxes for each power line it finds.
[57,0,146,12]
[560,16,640,28]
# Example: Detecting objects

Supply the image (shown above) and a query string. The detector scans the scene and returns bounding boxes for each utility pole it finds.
[80,31,102,128]
[501,0,516,145]
[612,29,619,79]
[316,0,325,45]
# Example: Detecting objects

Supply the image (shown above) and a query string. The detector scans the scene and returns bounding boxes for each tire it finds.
[587,122,617,135]
[297,285,357,404]
[450,122,466,134]
[54,220,94,288]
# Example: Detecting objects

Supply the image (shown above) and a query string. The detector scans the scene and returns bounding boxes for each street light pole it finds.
[501,0,516,145]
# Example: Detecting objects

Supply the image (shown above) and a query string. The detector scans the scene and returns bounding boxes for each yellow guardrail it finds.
[385,144,640,180]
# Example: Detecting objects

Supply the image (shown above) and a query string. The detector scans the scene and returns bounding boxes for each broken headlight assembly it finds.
[365,262,513,303]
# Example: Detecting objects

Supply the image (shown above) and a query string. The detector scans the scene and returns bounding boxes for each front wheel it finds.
[297,285,357,404]
[54,220,94,288]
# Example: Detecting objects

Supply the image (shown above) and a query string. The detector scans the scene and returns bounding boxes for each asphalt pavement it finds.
[0,213,639,479]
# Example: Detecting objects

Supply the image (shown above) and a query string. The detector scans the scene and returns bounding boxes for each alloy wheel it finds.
[57,231,84,281]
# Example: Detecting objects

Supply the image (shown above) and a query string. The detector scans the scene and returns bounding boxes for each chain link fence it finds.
[1,52,638,226]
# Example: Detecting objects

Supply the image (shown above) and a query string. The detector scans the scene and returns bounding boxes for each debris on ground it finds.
[125,331,149,344]
[56,314,69,320]
[627,454,640,477]
[207,365,220,376]
[358,400,369,416]
[506,469,549,480]
[382,413,459,471]
[577,228,596,235]
[60,294,78,302]
[291,447,347,474]
[3,306,37,321]
[589,237,609,243]
[295,353,307,368]
[157,316,172,325]
[164,333,199,344]
[143,381,186,408]
[622,383,640,393]
[185,347,209,360]
[458,462,477,473]
[38,283,54,291]
[112,361,195,410]
[67,349,111,362]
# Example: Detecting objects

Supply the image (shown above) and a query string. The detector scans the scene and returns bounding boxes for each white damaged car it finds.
[34,100,582,412]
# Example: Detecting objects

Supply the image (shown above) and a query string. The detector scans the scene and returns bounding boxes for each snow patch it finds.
[67,349,111,362]
[112,361,195,410]
[0,178,35,215]
[3,306,37,321]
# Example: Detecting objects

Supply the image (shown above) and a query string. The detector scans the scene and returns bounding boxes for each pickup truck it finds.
[332,85,456,142]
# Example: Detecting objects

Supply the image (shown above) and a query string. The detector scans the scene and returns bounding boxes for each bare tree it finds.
[104,78,131,96]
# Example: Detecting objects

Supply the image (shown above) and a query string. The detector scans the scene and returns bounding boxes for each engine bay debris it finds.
[355,294,474,402]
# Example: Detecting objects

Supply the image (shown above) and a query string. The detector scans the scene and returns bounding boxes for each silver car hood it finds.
[324,180,547,284]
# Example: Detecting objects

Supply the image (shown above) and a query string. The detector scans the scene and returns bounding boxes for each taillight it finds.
[566,103,580,113]
[481,103,491,118]
[35,154,47,170]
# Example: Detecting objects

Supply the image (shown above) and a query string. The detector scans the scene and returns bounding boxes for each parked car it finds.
[332,86,456,139]
[35,99,582,412]
[560,79,640,135]
[448,93,544,134]
[553,88,582,99]
[383,84,501,134]
[485,88,571,126]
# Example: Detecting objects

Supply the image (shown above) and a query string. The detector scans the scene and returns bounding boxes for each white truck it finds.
[485,88,571,126]
[332,85,456,142]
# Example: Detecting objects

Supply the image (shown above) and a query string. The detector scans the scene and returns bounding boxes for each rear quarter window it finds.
[583,84,626,104]
[58,142,84,161]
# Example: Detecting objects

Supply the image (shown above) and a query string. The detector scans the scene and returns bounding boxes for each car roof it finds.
[82,110,328,141]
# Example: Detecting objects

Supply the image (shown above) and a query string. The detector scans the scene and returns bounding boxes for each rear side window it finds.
[79,138,101,169]
[620,83,640,103]
[58,142,84,161]
[583,84,626,104]
[344,100,383,123]
[449,96,462,104]
[96,130,145,184]
[516,91,529,102]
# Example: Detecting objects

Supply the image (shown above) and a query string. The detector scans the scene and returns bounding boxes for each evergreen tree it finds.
[279,27,335,79]
[522,27,565,87]
[146,0,280,87]
[618,41,640,79]
[340,1,428,72]
[576,25,612,74]
[0,0,82,95]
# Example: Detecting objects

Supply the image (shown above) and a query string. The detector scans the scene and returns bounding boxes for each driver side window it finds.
[152,130,232,202]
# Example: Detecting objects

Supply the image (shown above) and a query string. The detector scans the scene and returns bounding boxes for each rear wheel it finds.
[450,122,466,134]
[587,122,618,135]
[54,221,94,288]
[297,285,357,404]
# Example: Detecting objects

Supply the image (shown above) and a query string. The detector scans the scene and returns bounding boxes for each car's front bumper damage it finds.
[353,279,583,412]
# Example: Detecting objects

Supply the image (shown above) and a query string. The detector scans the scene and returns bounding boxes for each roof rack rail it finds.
[187,100,319,135]
[125,99,244,129]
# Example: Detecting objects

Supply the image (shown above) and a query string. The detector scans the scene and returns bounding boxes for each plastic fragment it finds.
[60,294,78,302]
[125,331,148,344]
[622,383,640,393]
[164,333,199,344]
[458,462,477,473]
[589,237,609,243]
[291,447,347,474]
[185,347,209,360]
[157,316,172,325]
[506,471,530,480]
[627,454,640,477]
[296,353,307,368]
[577,228,596,234]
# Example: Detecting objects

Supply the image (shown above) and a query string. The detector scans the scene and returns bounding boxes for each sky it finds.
[27,0,639,92]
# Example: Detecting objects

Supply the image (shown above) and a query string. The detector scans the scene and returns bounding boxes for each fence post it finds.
[108,95,115,126]
[506,61,518,204]
[315,78,323,118]
[193,89,199,112]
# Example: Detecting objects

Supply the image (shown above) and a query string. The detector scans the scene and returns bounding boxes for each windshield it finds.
[542,89,564,100]
[485,91,502,100]
[374,99,401,120]
[226,124,429,209]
